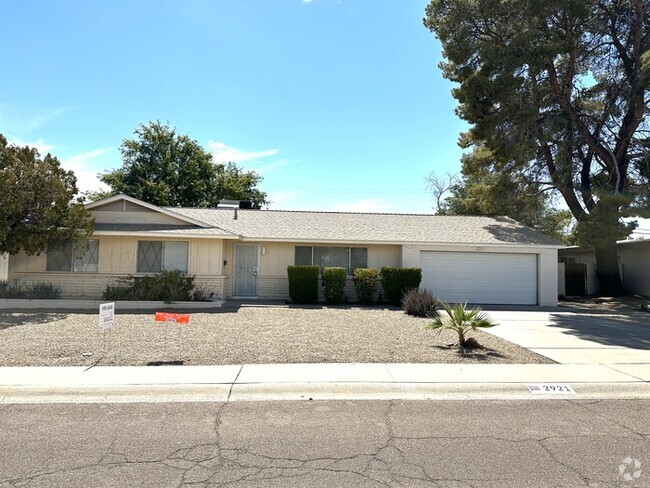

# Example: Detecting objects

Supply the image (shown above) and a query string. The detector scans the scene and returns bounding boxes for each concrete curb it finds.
[0,363,648,403]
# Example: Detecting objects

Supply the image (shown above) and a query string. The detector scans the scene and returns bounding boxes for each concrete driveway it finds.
[484,307,650,381]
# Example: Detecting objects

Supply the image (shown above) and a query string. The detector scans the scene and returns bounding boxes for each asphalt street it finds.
[1,399,648,487]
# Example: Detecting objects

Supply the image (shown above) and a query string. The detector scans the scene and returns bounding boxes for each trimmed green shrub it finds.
[102,284,131,301]
[353,268,378,305]
[287,265,319,304]
[101,271,195,303]
[402,288,439,317]
[380,267,422,305]
[322,267,347,304]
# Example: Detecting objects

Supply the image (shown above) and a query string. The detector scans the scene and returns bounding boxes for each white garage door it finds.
[420,252,538,305]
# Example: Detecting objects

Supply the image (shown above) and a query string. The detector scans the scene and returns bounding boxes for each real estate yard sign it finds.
[154,312,190,364]
[99,302,115,331]
[155,312,190,324]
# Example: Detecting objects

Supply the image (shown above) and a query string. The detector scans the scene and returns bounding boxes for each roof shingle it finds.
[161,208,562,246]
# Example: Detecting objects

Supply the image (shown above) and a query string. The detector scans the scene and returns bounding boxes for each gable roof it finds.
[167,207,563,246]
[86,194,213,229]
[85,195,562,246]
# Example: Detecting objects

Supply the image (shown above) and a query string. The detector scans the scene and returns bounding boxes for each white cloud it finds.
[251,159,290,175]
[207,140,278,164]
[6,136,55,154]
[60,148,113,194]
[6,135,112,194]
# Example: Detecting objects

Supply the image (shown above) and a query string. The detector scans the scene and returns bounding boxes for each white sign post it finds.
[99,302,115,331]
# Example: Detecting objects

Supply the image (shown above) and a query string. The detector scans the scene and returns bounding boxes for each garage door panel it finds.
[420,252,537,305]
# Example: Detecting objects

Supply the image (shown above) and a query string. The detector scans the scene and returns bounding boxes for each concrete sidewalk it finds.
[0,362,648,403]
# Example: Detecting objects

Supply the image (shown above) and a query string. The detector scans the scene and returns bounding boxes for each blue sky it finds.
[1,0,468,214]
[2,0,648,236]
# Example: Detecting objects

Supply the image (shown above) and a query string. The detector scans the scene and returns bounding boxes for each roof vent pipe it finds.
[234,208,238,220]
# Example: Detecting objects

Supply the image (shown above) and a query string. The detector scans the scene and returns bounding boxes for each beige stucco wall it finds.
[7,236,562,304]
[8,236,228,300]
[260,242,399,300]
[223,241,401,300]
[8,238,400,301]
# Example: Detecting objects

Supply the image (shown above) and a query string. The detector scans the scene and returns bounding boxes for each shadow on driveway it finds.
[546,310,650,350]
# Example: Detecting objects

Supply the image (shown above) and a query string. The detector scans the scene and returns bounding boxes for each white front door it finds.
[233,245,259,297]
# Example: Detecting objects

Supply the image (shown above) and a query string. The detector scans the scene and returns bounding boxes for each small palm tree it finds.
[425,302,496,347]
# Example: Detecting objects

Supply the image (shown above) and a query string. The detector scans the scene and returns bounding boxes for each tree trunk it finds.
[594,244,626,296]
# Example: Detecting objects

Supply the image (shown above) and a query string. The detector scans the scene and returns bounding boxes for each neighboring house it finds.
[559,239,650,297]
[7,194,563,306]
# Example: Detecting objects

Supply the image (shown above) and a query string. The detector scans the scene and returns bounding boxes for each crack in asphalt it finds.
[568,399,645,438]
[2,399,647,487]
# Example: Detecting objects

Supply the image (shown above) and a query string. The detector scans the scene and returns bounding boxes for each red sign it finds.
[155,312,190,324]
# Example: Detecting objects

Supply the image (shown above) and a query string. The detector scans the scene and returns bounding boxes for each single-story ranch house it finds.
[6,194,563,306]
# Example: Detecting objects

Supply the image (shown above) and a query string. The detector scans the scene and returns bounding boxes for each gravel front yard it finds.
[0,304,552,366]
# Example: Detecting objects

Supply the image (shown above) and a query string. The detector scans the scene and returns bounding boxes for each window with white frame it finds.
[137,241,189,273]
[46,240,99,272]
[294,246,367,274]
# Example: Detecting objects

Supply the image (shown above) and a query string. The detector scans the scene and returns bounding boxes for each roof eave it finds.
[92,230,240,240]
[237,237,564,247]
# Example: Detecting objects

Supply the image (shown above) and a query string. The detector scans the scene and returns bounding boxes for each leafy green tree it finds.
[424,0,649,295]
[431,144,576,243]
[215,162,268,209]
[97,121,268,208]
[0,135,94,255]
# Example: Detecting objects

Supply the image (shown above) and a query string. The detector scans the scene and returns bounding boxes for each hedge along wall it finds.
[287,265,319,304]
[380,267,422,305]
[322,267,347,304]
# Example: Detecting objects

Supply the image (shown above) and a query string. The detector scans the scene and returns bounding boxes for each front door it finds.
[233,245,259,297]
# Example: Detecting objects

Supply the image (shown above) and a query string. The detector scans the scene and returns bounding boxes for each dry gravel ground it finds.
[0,304,552,366]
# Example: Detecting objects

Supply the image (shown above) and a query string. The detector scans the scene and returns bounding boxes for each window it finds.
[294,246,367,274]
[137,241,189,273]
[46,240,99,272]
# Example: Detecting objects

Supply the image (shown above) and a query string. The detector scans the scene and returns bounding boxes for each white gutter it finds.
[91,231,241,240]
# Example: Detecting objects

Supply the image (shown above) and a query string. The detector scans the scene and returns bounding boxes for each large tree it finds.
[98,121,268,208]
[430,144,576,243]
[425,0,649,295]
[0,135,94,256]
